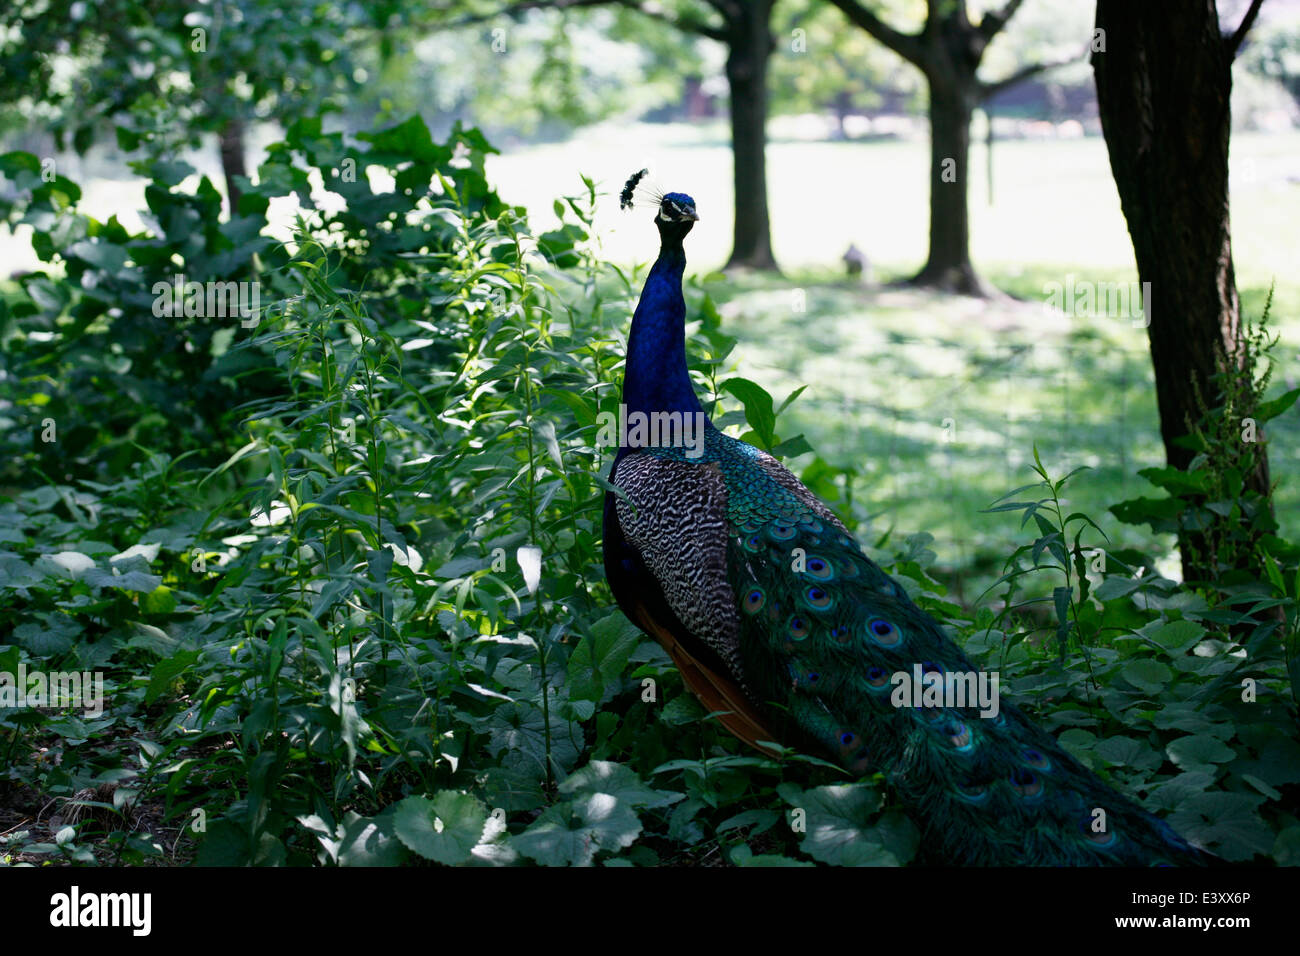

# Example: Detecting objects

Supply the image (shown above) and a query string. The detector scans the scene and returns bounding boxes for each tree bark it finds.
[827,0,1053,296]
[913,68,988,294]
[219,116,247,217]
[723,0,778,271]
[1092,0,1271,583]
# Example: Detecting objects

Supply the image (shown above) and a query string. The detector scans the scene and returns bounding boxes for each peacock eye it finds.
[955,782,989,804]
[1023,749,1052,771]
[867,617,900,646]
[805,586,833,610]
[1082,820,1117,848]
[741,587,765,615]
[1010,767,1043,799]
[788,615,810,640]
[803,555,834,581]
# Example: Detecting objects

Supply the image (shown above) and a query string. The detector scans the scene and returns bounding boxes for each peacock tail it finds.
[601,185,1212,866]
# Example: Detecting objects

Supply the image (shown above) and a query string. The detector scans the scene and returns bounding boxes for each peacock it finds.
[601,176,1213,866]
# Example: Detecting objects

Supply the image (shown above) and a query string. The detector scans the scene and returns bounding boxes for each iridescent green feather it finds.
[722,506,1210,865]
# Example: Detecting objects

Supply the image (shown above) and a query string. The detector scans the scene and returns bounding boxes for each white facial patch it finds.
[659,201,691,221]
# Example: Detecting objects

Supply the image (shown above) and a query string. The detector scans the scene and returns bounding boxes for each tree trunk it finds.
[723,1,778,271]
[911,71,989,294]
[219,116,247,217]
[1092,0,1270,584]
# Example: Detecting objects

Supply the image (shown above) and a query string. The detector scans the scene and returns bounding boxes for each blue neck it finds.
[623,240,705,420]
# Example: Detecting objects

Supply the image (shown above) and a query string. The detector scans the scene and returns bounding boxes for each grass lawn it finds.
[490,126,1300,595]
[5,124,1297,594]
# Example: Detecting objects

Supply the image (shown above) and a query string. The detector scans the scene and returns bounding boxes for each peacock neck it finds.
[623,238,705,421]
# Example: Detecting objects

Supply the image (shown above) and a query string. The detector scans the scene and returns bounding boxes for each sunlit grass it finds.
[486,127,1299,592]
[5,124,1296,591]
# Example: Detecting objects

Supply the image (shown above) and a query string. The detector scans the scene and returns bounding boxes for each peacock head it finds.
[620,170,697,243]
[656,191,698,242]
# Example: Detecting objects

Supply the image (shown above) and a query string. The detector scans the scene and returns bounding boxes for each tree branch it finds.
[429,0,728,41]
[628,0,728,41]
[978,44,1088,101]
[429,0,605,29]
[825,0,923,65]
[700,0,743,25]
[1225,0,1265,60]
[978,0,1027,43]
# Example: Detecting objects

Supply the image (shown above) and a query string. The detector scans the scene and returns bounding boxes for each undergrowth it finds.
[0,117,1296,866]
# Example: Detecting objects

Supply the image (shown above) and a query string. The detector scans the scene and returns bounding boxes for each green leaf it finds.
[1168,792,1273,862]
[64,238,129,273]
[1254,387,1300,422]
[721,377,777,448]
[777,385,808,415]
[510,794,641,866]
[1145,771,1215,811]
[778,783,914,866]
[1137,466,1210,494]
[82,566,162,593]
[14,614,82,656]
[37,551,95,579]
[145,650,200,704]
[487,702,581,780]
[1151,702,1219,735]
[535,419,564,469]
[1057,728,1097,764]
[769,434,814,459]
[558,761,682,810]
[1120,659,1174,694]
[1142,619,1207,652]
[1167,734,1236,772]
[717,809,781,835]
[1241,774,1282,801]
[1262,553,1286,595]
[730,844,814,867]
[1052,585,1071,655]
[195,820,254,866]
[393,793,489,865]
[1094,575,1142,601]
[567,612,641,704]
[1094,735,1161,770]
[1273,827,1300,867]
[357,115,447,164]
[1110,496,1182,528]
[337,812,407,867]
[140,585,177,615]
